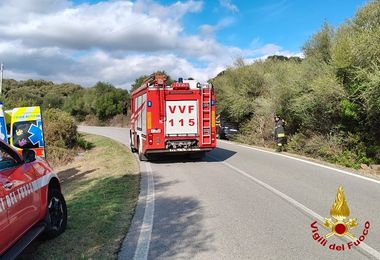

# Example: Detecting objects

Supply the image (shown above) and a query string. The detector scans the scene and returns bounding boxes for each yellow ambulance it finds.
[0,103,45,157]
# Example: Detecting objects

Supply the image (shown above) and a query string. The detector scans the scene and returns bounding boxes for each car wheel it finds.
[42,189,67,239]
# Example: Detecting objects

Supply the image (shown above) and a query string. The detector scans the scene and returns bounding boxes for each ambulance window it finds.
[12,121,39,149]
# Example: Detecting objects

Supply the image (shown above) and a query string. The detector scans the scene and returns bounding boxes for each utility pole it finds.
[0,63,3,95]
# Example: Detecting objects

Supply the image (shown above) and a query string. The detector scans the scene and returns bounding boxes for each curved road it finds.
[79,126,380,259]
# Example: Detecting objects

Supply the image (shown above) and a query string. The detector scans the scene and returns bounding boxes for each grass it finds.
[21,134,139,259]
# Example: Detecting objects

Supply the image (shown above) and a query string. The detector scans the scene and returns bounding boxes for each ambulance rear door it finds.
[10,107,45,158]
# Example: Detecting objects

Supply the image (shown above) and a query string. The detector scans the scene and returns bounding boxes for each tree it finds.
[130,75,148,92]
[303,21,334,63]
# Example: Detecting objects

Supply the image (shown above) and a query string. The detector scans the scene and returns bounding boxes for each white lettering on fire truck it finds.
[166,100,198,135]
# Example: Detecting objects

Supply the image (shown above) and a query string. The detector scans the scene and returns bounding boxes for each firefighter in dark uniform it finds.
[273,115,286,152]
[216,114,222,139]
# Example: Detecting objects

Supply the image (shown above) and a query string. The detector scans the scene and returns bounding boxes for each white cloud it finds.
[133,0,203,20]
[0,41,73,75]
[200,17,235,36]
[0,0,297,89]
[0,41,224,88]
[252,44,283,55]
[219,0,239,13]
[244,50,304,64]
[0,1,182,52]
[0,0,70,21]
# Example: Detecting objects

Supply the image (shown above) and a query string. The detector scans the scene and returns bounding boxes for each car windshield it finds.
[0,147,17,170]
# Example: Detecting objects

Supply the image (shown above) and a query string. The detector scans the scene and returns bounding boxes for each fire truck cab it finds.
[130,73,216,161]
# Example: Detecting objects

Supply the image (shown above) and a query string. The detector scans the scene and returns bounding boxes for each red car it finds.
[0,140,67,258]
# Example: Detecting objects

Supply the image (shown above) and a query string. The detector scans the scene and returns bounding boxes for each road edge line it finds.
[218,140,380,185]
[133,162,155,260]
[209,154,380,259]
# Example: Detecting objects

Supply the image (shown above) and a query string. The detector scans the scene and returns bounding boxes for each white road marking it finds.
[208,154,380,259]
[134,162,155,260]
[219,140,380,185]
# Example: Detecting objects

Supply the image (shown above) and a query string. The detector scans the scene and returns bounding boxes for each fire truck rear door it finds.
[165,100,198,136]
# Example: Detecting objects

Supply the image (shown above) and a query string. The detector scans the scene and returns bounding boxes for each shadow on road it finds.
[148,175,215,259]
[122,173,215,259]
[149,147,236,164]
[149,154,203,164]
[205,147,237,162]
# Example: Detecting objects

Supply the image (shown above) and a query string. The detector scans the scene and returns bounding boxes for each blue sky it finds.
[0,0,369,88]
[72,0,367,53]
[175,0,366,52]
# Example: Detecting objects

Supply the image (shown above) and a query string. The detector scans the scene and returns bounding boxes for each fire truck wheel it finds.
[42,189,67,239]
[138,138,148,161]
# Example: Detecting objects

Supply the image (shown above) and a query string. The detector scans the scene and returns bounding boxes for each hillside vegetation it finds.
[0,80,129,165]
[1,79,129,124]
[212,0,380,168]
[1,1,379,169]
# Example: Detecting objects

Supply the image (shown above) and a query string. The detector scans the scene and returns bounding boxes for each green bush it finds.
[44,108,78,148]
[287,133,374,169]
[77,135,95,150]
[2,79,130,124]
[43,108,83,166]
[212,0,380,168]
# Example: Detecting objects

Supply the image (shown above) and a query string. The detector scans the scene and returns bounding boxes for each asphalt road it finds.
[79,126,380,260]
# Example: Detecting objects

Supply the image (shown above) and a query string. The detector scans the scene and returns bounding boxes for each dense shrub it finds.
[287,133,373,169]
[63,82,129,122]
[44,108,78,148]
[43,108,90,166]
[2,79,130,124]
[212,0,380,167]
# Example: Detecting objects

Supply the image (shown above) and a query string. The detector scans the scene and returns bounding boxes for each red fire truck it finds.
[130,72,216,161]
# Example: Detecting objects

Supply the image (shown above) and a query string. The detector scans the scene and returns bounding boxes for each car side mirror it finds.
[23,149,36,163]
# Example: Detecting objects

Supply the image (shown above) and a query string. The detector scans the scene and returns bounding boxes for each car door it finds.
[0,184,10,253]
[0,144,40,244]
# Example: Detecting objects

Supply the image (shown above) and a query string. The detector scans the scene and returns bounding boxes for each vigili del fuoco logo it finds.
[310,185,371,251]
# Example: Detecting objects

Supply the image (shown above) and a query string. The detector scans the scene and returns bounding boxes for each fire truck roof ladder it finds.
[201,83,212,145]
[143,72,167,88]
